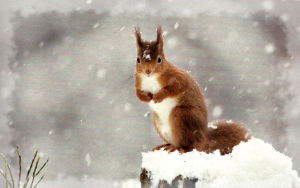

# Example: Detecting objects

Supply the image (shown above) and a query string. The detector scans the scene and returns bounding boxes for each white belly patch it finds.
[149,98,177,145]
[140,74,177,145]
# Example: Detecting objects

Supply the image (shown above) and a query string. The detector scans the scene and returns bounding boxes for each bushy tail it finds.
[205,120,251,155]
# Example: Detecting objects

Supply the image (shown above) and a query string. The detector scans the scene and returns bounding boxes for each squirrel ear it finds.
[134,26,143,48]
[156,25,164,51]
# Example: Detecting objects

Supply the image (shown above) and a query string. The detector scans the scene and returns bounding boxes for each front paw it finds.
[144,92,153,102]
[137,90,153,102]
[153,94,164,103]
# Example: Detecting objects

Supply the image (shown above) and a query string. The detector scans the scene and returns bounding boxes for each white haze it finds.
[0,0,300,187]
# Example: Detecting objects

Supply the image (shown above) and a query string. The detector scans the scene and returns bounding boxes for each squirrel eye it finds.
[157,57,162,63]
[137,57,140,63]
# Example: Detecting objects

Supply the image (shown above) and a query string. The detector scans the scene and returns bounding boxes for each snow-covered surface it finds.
[142,138,300,188]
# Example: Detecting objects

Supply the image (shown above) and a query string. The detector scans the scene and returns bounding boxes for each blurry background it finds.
[0,0,300,187]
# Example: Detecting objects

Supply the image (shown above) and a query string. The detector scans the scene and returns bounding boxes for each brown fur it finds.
[134,26,251,155]
[206,121,251,155]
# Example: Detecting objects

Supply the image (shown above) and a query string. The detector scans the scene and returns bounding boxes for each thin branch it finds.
[0,168,12,188]
[16,147,22,188]
[0,153,15,188]
[29,157,40,188]
[0,149,47,188]
[0,154,12,188]
[7,165,15,188]
[17,146,22,188]
[23,151,38,188]
[35,159,48,177]
[33,175,44,188]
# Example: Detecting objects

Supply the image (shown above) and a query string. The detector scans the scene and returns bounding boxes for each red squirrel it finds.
[134,26,250,155]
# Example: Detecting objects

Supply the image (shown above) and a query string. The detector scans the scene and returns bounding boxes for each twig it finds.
[29,157,40,188]
[23,151,38,188]
[35,159,48,177]
[16,147,22,188]
[7,164,15,188]
[33,175,44,188]
[0,154,14,188]
[0,149,47,188]
[0,168,12,188]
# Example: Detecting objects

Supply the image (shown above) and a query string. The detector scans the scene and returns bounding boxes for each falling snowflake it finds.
[124,103,132,112]
[87,64,94,71]
[97,69,106,79]
[49,130,54,135]
[85,153,91,167]
[208,77,214,82]
[283,63,291,68]
[174,22,179,30]
[264,80,271,86]
[85,0,92,5]
[144,111,151,117]
[39,152,44,158]
[212,106,223,118]
[265,44,275,54]
[280,14,289,22]
[93,23,99,29]
[162,31,168,36]
[1,87,11,99]
[120,26,125,31]
[167,37,177,48]
[261,1,274,11]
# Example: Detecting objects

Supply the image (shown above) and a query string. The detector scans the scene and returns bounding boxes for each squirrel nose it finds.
[145,70,151,75]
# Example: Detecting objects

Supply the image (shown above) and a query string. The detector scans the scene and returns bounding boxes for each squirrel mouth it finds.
[145,72,152,77]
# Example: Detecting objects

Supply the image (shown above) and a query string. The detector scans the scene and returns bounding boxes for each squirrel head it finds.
[134,26,167,77]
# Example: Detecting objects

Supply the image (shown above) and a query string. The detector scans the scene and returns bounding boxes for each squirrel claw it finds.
[152,144,171,151]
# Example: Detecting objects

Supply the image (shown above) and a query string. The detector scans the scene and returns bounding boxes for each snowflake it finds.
[265,44,275,54]
[85,153,91,167]
[93,23,99,29]
[261,1,274,11]
[174,22,179,30]
[212,106,223,118]
[124,103,132,112]
[85,0,92,5]
[97,69,106,79]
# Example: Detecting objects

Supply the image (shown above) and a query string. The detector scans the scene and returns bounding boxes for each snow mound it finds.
[142,138,300,188]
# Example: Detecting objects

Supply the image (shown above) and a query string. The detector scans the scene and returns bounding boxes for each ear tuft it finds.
[156,25,164,50]
[134,26,143,48]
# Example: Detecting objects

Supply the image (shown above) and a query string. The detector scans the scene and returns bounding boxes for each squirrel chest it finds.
[140,75,178,146]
